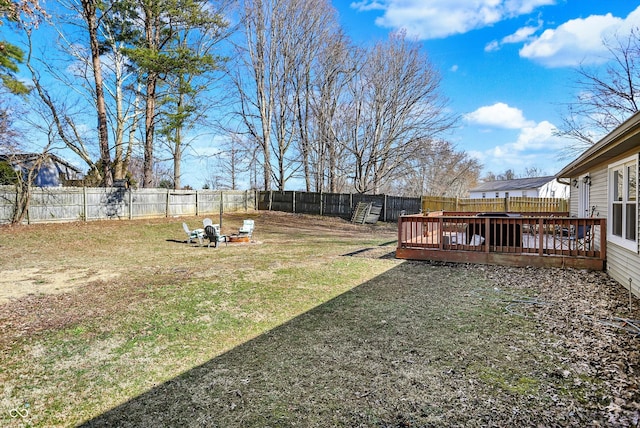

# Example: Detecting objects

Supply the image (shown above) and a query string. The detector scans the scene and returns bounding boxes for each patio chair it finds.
[238,219,255,238]
[183,222,204,245]
[569,224,592,251]
[203,218,213,228]
[204,224,228,248]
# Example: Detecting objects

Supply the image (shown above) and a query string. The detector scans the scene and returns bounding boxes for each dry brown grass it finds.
[0,211,639,427]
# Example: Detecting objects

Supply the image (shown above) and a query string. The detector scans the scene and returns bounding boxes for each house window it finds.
[505,192,509,198]
[495,192,499,198]
[482,192,486,198]
[609,155,638,252]
[522,191,527,197]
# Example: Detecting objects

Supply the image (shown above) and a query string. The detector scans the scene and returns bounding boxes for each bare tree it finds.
[22,0,142,184]
[340,32,456,194]
[389,140,481,197]
[483,169,517,181]
[307,30,355,193]
[203,134,252,190]
[559,29,640,154]
[523,166,546,177]
[234,0,340,191]
[1,99,58,223]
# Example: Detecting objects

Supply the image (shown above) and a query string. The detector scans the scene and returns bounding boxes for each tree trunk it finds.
[81,0,112,186]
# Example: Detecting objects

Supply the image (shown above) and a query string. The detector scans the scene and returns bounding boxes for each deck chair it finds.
[204,224,228,248]
[183,222,204,244]
[238,219,255,238]
[569,224,592,250]
[203,218,213,228]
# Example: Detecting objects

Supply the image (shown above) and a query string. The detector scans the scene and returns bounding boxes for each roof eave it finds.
[556,111,640,178]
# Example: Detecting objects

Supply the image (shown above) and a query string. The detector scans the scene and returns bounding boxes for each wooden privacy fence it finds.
[422,196,569,213]
[257,191,422,222]
[0,186,256,224]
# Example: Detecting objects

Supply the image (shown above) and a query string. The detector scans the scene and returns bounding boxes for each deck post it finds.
[485,217,490,253]
[538,218,544,256]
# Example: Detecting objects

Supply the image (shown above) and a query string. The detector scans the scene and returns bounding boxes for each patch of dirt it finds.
[0,268,119,304]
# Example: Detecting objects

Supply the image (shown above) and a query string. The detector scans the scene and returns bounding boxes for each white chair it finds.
[203,218,213,228]
[183,222,204,244]
[238,219,254,238]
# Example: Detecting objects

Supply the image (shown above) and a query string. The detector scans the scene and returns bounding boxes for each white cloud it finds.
[350,1,386,11]
[485,23,541,51]
[485,40,500,52]
[450,64,459,72]
[349,0,554,40]
[464,104,575,173]
[520,6,640,67]
[484,121,571,171]
[466,115,574,174]
[503,24,540,44]
[465,103,535,129]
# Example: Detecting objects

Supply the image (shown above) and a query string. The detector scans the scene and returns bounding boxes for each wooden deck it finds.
[396,214,606,270]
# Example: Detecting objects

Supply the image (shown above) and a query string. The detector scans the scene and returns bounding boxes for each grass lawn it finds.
[0,211,638,427]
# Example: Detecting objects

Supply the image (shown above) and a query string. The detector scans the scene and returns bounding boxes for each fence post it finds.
[505,197,510,212]
[383,194,387,222]
[292,191,296,213]
[320,191,323,216]
[83,186,88,222]
[455,197,459,211]
[219,191,223,228]
[195,190,199,217]
[128,189,133,220]
[165,190,170,217]
[245,190,248,212]
[269,190,273,211]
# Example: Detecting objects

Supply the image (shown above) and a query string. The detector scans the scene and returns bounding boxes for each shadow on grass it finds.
[80,261,595,427]
[165,239,189,244]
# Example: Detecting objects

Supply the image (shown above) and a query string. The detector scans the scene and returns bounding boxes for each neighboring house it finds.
[556,110,640,299]
[0,153,83,187]
[468,176,569,199]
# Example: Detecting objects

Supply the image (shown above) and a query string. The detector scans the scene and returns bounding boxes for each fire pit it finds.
[227,234,250,243]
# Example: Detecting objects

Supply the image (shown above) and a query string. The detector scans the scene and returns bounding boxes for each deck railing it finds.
[396,214,606,270]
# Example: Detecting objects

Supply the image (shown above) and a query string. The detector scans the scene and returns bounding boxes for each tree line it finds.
[0,0,481,196]
[1,1,640,197]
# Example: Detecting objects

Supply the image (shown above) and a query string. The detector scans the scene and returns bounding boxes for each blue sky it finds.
[332,0,640,178]
[8,0,640,188]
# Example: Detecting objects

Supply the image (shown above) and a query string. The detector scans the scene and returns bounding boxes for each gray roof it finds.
[470,176,556,192]
[0,153,82,174]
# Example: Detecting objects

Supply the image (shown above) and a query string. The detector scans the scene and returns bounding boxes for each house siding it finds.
[568,151,640,298]
[540,181,569,198]
[590,167,608,219]
[607,242,640,298]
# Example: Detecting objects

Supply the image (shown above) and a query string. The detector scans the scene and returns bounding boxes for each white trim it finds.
[607,154,639,252]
